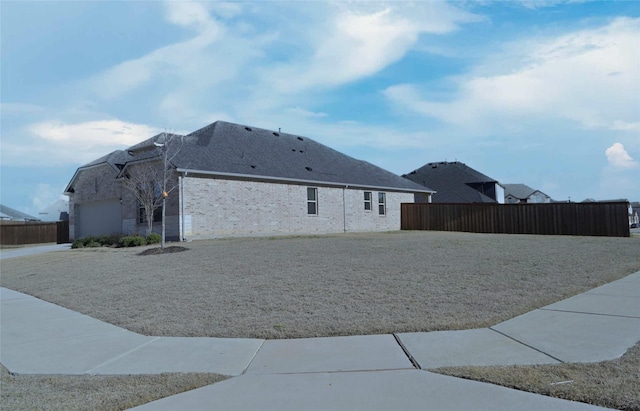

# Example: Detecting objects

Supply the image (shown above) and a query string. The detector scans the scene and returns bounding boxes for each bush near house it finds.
[71,234,123,249]
[71,234,160,249]
[118,236,148,247]
[146,233,161,244]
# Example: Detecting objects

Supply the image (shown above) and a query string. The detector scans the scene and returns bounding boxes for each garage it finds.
[76,200,121,238]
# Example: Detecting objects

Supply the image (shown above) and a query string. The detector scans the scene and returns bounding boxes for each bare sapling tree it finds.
[120,132,185,249]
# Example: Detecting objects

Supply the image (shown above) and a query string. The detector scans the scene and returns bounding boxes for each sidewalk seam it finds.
[85,336,161,374]
[539,308,640,319]
[240,339,266,375]
[488,327,564,364]
[393,334,422,370]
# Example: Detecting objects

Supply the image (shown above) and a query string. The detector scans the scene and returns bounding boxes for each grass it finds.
[432,341,640,411]
[0,364,226,411]
[1,231,638,409]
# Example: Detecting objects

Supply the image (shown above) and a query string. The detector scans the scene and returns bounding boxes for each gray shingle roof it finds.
[79,150,132,170]
[124,121,432,193]
[0,204,40,221]
[503,184,539,200]
[403,161,498,203]
[65,150,133,193]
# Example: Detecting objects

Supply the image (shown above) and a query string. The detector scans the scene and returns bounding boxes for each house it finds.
[0,204,40,223]
[38,198,69,222]
[503,184,552,204]
[629,202,639,227]
[65,121,434,240]
[402,161,504,203]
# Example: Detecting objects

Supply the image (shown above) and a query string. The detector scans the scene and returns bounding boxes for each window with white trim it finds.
[307,187,318,215]
[364,191,372,211]
[378,192,386,215]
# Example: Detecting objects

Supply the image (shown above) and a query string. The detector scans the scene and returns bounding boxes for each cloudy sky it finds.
[1,1,639,215]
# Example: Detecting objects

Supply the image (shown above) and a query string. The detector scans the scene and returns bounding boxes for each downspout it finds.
[343,185,348,233]
[180,171,187,241]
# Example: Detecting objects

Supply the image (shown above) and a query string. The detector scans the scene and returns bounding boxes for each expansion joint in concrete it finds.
[488,327,565,364]
[393,333,422,370]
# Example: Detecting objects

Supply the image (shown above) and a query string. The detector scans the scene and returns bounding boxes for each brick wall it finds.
[181,176,414,239]
[68,164,122,240]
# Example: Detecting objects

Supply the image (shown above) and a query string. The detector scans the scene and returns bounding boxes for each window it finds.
[364,191,372,211]
[139,206,162,224]
[307,187,318,215]
[138,181,163,224]
[378,192,386,215]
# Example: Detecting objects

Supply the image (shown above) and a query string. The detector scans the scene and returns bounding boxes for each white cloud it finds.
[605,142,638,169]
[266,3,481,94]
[0,120,161,167]
[384,17,640,134]
[164,1,214,29]
[29,120,160,146]
[89,2,226,100]
[285,107,328,119]
[27,184,68,218]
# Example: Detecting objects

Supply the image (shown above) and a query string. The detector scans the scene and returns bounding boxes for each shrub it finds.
[146,233,161,244]
[71,236,97,248]
[118,235,147,247]
[97,234,122,246]
[72,234,124,248]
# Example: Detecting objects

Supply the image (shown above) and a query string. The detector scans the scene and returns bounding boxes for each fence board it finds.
[401,202,630,237]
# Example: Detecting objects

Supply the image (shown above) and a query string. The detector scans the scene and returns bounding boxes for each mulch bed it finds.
[138,246,189,256]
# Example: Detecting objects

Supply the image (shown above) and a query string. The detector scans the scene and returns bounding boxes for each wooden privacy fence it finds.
[401,202,630,237]
[0,221,70,245]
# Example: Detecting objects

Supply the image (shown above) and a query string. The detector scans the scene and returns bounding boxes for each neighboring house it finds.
[0,204,40,222]
[503,184,552,204]
[629,202,639,227]
[402,161,504,203]
[38,198,69,222]
[65,121,434,240]
[631,202,640,225]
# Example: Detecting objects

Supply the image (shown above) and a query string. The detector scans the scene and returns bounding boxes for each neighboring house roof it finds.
[117,121,433,193]
[0,204,40,221]
[38,198,70,221]
[503,184,550,201]
[402,161,498,203]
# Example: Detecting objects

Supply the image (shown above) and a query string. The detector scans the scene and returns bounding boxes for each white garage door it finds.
[76,200,121,238]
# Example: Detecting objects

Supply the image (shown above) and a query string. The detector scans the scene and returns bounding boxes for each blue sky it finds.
[1,1,639,216]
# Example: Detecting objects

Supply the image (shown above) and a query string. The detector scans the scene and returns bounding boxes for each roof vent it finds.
[431,164,438,168]
[305,166,312,171]
[299,150,304,153]
[297,137,304,141]
[291,148,296,152]
[250,165,256,169]
[245,127,252,132]
[273,132,280,136]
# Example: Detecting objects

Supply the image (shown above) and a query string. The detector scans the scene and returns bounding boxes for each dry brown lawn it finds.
[1,231,639,410]
[0,364,226,411]
[433,341,640,411]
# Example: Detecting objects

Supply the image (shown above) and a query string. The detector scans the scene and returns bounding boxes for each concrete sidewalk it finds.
[1,271,638,410]
[0,243,71,260]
